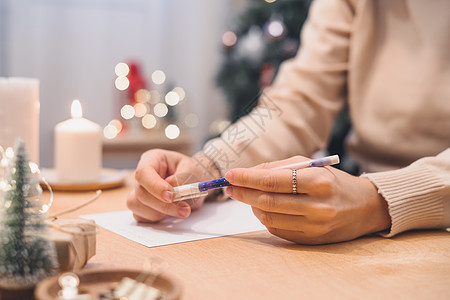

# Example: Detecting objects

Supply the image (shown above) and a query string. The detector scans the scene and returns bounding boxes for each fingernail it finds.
[225,186,233,197]
[162,190,174,203]
[177,203,190,218]
[225,171,234,184]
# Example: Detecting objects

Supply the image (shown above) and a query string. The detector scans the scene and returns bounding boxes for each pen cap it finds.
[173,183,201,197]
[311,155,340,167]
[173,191,208,202]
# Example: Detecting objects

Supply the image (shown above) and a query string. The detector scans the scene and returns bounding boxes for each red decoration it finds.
[126,62,147,105]
[260,62,275,89]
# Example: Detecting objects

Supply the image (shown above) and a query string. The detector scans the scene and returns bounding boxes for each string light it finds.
[5,147,13,159]
[29,162,39,174]
[0,180,9,192]
[3,199,11,209]
[1,158,8,168]
[165,124,180,140]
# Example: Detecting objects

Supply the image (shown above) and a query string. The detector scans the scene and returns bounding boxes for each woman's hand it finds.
[224,156,391,244]
[127,149,214,222]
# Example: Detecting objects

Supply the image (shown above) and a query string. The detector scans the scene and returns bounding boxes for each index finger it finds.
[225,167,292,193]
[251,156,311,170]
[225,165,337,194]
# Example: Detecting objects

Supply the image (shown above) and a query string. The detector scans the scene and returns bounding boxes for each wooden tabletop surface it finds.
[46,174,450,300]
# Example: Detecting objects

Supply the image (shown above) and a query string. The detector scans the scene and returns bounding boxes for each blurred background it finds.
[0,0,312,169]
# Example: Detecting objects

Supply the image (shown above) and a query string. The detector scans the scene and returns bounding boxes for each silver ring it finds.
[292,169,297,194]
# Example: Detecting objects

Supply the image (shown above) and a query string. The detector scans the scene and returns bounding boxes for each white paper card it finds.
[81,200,266,248]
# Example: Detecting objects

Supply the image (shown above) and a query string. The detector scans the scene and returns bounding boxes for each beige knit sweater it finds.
[198,0,450,237]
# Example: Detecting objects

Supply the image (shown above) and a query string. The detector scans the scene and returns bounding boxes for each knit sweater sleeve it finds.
[362,148,450,237]
[197,0,355,176]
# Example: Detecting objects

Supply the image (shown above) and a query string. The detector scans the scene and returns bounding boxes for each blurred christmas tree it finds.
[216,0,312,121]
[216,0,358,174]
[0,139,58,290]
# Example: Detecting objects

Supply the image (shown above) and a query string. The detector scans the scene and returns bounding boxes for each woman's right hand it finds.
[126,149,214,223]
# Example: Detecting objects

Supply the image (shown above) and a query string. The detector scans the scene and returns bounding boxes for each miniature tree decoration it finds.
[0,139,58,289]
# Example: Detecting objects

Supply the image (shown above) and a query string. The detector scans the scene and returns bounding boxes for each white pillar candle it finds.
[55,99,102,183]
[0,77,40,163]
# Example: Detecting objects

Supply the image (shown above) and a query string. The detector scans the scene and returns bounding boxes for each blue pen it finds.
[173,155,340,201]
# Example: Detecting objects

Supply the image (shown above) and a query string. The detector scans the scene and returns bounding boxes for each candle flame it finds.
[71,99,83,118]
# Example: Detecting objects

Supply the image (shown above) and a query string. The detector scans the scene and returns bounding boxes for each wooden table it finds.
[47,176,450,300]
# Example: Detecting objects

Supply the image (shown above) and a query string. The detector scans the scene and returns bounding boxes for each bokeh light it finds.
[135,89,150,103]
[222,31,237,47]
[267,20,285,38]
[109,119,123,132]
[115,62,130,77]
[209,119,231,135]
[103,119,123,139]
[120,104,135,120]
[134,103,147,117]
[29,162,39,174]
[5,147,13,158]
[151,70,166,85]
[0,180,8,191]
[153,103,168,117]
[142,114,157,129]
[149,90,161,104]
[172,87,186,102]
[184,113,199,128]
[115,76,130,91]
[165,91,180,106]
[1,157,8,168]
[103,124,119,139]
[165,124,180,140]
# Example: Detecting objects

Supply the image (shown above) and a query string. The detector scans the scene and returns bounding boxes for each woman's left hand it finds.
[224,156,391,245]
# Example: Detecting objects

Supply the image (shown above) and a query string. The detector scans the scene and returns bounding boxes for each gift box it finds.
[48,219,96,272]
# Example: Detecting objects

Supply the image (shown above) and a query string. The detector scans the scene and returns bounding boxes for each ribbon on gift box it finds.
[47,219,97,271]
[44,190,102,272]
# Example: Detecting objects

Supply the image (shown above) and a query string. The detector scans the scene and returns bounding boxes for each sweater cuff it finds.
[361,164,445,237]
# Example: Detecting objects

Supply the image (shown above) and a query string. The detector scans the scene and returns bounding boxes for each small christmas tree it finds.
[0,139,58,289]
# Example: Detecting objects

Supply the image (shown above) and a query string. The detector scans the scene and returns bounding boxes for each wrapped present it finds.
[47,219,96,272]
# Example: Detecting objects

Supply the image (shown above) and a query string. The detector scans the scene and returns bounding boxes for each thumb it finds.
[166,173,206,209]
